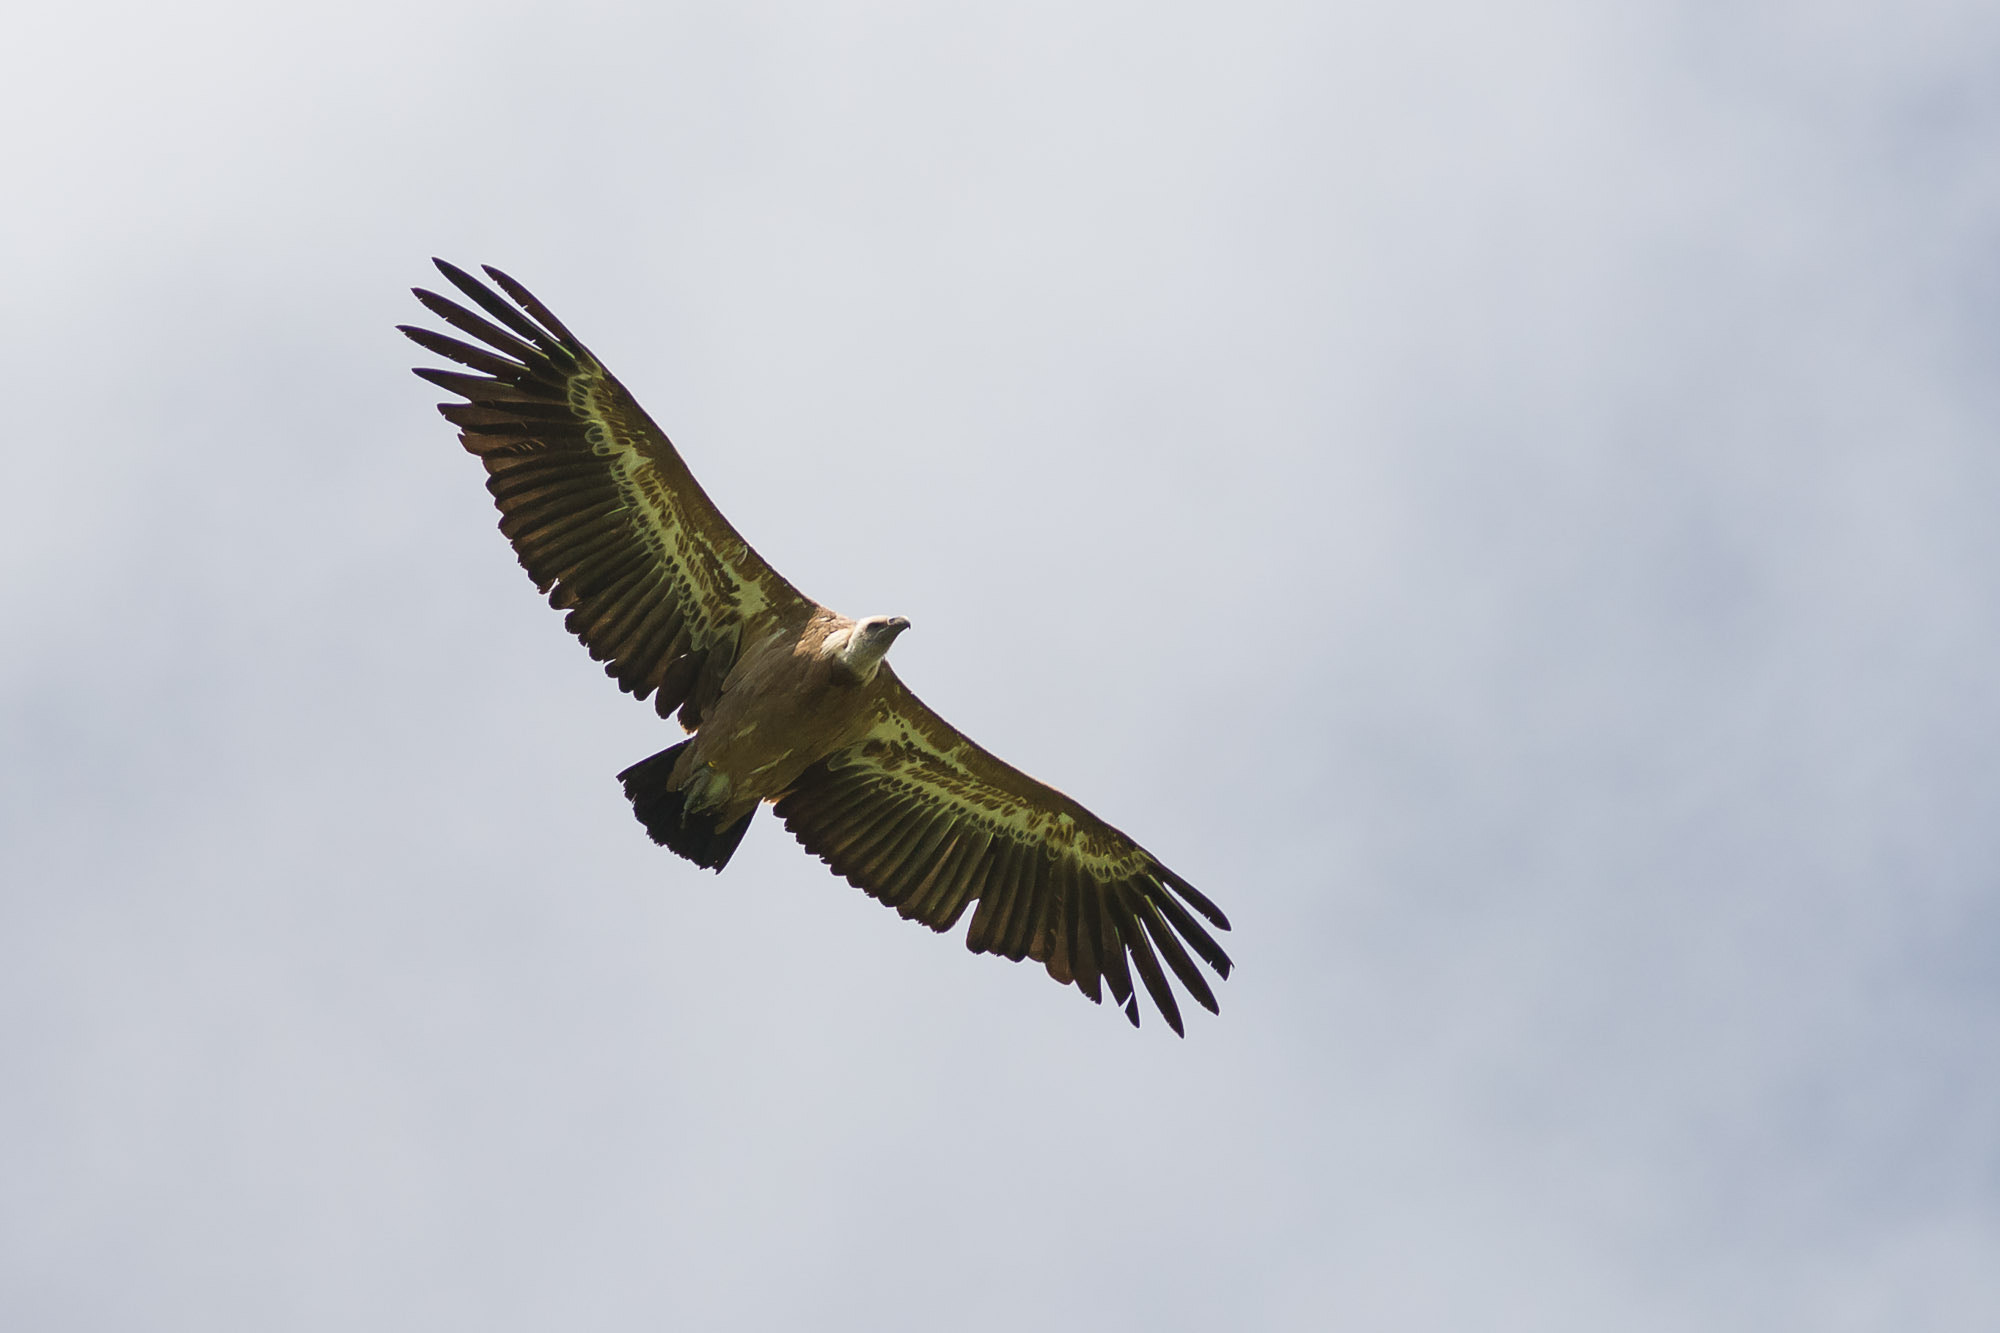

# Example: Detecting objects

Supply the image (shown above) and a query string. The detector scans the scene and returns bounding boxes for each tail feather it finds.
[616,742,755,871]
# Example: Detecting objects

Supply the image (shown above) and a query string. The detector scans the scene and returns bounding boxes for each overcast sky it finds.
[4,1,1999,1328]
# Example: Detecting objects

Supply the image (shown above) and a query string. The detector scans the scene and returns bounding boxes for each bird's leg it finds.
[681,762,734,814]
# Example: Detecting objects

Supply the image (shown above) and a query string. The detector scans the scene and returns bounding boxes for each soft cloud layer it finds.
[4,2,1997,1328]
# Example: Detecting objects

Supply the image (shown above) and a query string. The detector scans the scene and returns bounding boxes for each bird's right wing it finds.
[775,666,1232,1034]
[399,260,816,728]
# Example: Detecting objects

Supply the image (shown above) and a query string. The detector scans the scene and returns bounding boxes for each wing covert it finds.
[400,260,816,728]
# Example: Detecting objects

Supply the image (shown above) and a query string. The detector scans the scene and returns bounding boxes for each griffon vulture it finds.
[400,261,1231,1033]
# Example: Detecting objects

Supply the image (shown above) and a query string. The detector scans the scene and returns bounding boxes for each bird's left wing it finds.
[399,261,817,728]
[774,667,1233,1034]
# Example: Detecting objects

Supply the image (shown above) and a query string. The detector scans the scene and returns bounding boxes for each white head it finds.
[835,614,911,681]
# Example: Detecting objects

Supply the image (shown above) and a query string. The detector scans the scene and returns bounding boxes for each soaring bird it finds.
[400,262,1231,1033]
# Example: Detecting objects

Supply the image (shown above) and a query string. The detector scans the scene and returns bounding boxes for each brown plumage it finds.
[400,260,1231,1033]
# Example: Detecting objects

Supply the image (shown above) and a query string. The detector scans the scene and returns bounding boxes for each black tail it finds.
[616,742,755,871]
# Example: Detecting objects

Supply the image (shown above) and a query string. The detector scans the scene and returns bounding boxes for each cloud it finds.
[4,1,1997,1328]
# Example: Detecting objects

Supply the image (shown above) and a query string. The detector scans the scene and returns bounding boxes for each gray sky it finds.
[5,1,1999,1328]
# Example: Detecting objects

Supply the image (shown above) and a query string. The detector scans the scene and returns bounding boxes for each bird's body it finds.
[675,612,863,820]
[639,609,900,842]
[401,261,1231,1032]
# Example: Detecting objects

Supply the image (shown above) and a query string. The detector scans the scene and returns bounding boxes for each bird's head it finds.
[836,614,911,681]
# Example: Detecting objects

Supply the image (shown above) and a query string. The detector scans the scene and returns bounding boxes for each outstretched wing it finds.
[774,668,1232,1034]
[399,260,816,728]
